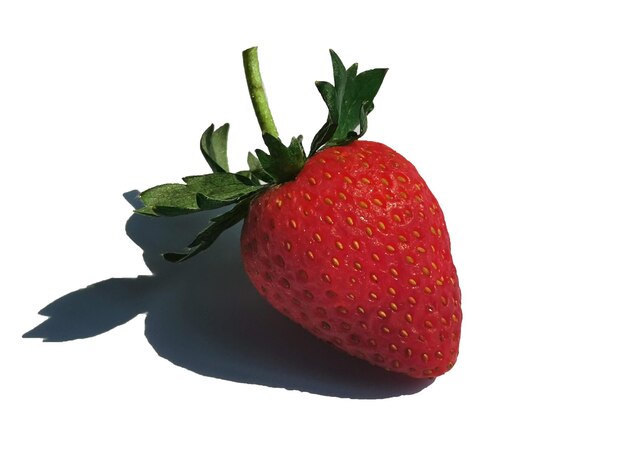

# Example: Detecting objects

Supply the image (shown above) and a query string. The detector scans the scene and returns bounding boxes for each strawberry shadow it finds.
[23,191,433,399]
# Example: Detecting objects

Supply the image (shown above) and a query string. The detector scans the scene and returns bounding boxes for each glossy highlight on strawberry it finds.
[137,47,462,380]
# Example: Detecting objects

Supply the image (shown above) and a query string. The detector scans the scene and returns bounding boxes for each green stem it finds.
[243,47,279,138]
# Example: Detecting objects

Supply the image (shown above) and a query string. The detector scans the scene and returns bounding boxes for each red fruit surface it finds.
[240,140,461,378]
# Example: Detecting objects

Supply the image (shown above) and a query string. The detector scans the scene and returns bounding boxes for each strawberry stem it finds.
[243,47,279,138]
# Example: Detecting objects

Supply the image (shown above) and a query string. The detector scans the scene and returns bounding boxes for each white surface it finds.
[2,1,625,468]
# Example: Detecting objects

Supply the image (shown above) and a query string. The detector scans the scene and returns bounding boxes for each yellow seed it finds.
[417,246,426,253]
[422,353,429,362]
[370,273,379,282]
[324,215,334,225]
[405,313,413,323]
[303,193,312,201]
[399,329,409,338]
[365,227,374,237]
[344,176,353,184]
[413,230,421,238]
[352,240,361,250]
[322,273,331,283]
[424,286,433,294]
[354,261,362,270]
[425,320,434,328]
[431,261,438,270]
[359,201,369,209]
[408,296,417,305]
[390,267,399,277]
[377,310,387,319]
[390,343,398,352]
[386,244,396,253]
[306,250,315,259]
[388,287,397,296]
[324,197,334,206]
[381,326,391,334]
[378,221,386,231]
[381,178,389,186]
[406,255,415,264]
[372,253,380,262]
[452,313,459,322]
[373,198,383,206]
[430,226,437,235]
[398,235,407,243]
[276,199,283,207]
[308,177,317,185]
[313,233,322,242]
[393,214,402,223]
[285,241,292,251]
[339,192,347,200]
[290,219,298,229]
[390,302,398,312]
[335,241,344,250]
[408,278,417,286]
[361,177,371,184]
[405,348,413,358]
[346,216,354,226]
[436,351,444,359]
[436,279,444,286]
[357,306,366,315]
[422,267,431,276]
[331,257,340,267]
[369,292,378,300]
[399,191,408,199]
[323,171,332,179]
[397,175,407,183]
[392,360,401,369]
[441,296,449,306]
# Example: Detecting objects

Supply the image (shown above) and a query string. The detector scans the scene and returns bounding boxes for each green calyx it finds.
[137,47,388,262]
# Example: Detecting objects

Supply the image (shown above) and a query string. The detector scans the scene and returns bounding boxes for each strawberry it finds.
[137,47,462,379]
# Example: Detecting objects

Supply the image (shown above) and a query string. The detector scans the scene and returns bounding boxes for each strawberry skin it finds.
[241,140,461,378]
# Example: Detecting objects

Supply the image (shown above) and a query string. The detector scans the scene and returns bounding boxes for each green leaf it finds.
[164,194,256,262]
[200,123,230,173]
[247,152,274,183]
[138,183,201,217]
[183,172,259,201]
[310,50,387,155]
[258,133,306,183]
[138,172,263,217]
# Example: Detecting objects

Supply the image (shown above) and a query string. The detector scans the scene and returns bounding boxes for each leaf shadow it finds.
[23,191,433,399]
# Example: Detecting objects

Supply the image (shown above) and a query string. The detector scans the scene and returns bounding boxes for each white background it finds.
[2,1,625,468]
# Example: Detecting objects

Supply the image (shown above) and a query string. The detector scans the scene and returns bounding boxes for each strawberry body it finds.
[241,140,461,378]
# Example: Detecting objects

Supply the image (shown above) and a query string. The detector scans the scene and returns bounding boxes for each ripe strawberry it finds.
[240,141,461,378]
[137,47,462,379]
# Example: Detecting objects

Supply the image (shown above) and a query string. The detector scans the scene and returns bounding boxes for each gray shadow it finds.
[24,191,433,399]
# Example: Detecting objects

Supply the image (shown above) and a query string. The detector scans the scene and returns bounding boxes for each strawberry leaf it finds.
[139,172,262,216]
[200,123,230,173]
[164,194,256,262]
[256,133,306,183]
[183,173,259,200]
[247,152,274,183]
[136,183,203,217]
[310,50,387,155]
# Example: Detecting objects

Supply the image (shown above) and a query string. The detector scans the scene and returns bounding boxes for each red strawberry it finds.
[240,141,461,378]
[138,47,462,379]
